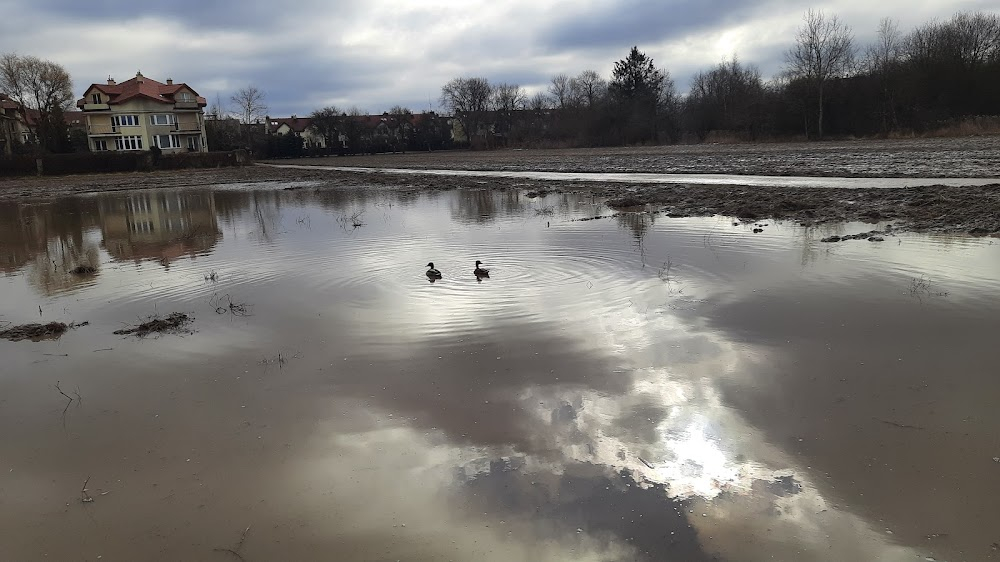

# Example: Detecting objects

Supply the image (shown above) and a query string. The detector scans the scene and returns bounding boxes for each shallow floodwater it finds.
[1,184,999,561]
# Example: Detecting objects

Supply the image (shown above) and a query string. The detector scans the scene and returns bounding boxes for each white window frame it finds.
[113,114,139,127]
[154,134,181,149]
[177,91,194,101]
[187,136,198,150]
[150,114,176,126]
[94,139,108,151]
[91,93,101,104]
[115,136,143,150]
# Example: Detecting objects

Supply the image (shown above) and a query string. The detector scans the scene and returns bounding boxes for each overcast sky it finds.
[0,0,994,117]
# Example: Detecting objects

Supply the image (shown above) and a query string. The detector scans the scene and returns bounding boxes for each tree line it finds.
[207,88,453,157]
[4,9,998,157]
[439,10,1000,147]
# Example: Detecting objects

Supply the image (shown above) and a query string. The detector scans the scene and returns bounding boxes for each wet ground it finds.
[278,136,1000,178]
[1,183,999,561]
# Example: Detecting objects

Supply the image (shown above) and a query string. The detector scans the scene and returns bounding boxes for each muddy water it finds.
[1,184,999,562]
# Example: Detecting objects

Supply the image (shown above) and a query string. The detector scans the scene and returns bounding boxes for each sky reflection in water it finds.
[1,183,998,561]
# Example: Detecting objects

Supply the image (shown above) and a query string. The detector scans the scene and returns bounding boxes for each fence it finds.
[0,150,250,178]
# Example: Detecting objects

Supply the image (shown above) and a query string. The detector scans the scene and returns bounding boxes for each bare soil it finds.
[113,313,192,337]
[2,137,998,234]
[271,136,1000,177]
[0,321,69,342]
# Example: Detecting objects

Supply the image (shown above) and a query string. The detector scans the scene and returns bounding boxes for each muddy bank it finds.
[113,313,192,337]
[0,321,69,342]
[266,136,1000,178]
[0,321,87,342]
[602,183,1000,234]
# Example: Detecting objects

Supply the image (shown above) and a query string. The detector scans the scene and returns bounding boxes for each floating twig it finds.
[875,418,924,430]
[81,476,94,503]
[214,525,252,562]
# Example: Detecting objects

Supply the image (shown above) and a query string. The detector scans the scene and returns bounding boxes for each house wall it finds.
[84,95,209,153]
[270,122,327,148]
[0,115,15,155]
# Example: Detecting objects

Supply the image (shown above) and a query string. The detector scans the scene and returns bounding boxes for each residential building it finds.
[76,72,209,153]
[265,116,333,148]
[0,93,32,154]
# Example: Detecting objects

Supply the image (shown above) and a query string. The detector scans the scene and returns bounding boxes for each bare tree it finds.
[548,74,572,109]
[440,77,492,147]
[686,56,765,139]
[0,53,73,149]
[528,92,550,111]
[230,85,267,149]
[784,9,856,138]
[308,105,343,149]
[572,70,607,108]
[491,83,526,145]
[387,105,414,150]
[865,18,903,133]
[230,85,267,125]
[208,93,230,120]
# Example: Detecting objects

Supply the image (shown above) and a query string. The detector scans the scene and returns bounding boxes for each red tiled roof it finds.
[76,73,208,108]
[63,110,85,127]
[269,117,313,133]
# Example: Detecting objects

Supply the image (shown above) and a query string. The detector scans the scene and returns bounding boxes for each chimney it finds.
[135,71,144,84]
[107,76,116,85]
[166,78,173,85]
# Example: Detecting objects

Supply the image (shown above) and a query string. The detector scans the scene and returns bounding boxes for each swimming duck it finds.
[426,262,442,278]
[474,260,490,278]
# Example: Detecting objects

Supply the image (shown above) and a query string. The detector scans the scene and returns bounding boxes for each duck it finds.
[474,260,490,278]
[426,262,442,279]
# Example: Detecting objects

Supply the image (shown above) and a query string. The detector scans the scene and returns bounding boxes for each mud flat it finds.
[270,135,1000,177]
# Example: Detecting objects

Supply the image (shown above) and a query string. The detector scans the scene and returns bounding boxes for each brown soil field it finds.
[276,135,1000,177]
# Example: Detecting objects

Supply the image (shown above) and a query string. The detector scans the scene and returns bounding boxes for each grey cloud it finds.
[538,0,758,51]
[4,0,996,116]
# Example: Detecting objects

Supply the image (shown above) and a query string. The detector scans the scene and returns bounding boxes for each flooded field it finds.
[1,183,999,561]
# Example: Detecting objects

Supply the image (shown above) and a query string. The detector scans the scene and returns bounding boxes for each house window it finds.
[113,114,139,127]
[150,114,176,126]
[94,140,108,151]
[91,93,101,104]
[115,136,143,150]
[154,134,181,149]
[177,92,193,101]
[187,136,198,150]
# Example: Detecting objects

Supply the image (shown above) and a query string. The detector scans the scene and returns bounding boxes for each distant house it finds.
[0,93,36,153]
[76,71,209,153]
[0,94,20,154]
[265,116,332,148]
[264,111,453,154]
[1,93,94,154]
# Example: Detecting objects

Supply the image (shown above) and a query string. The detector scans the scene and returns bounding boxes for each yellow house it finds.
[76,71,209,153]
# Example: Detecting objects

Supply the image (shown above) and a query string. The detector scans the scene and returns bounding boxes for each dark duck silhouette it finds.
[426,262,442,279]
[474,260,490,278]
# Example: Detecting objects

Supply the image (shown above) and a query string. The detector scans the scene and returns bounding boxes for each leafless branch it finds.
[214,525,252,561]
